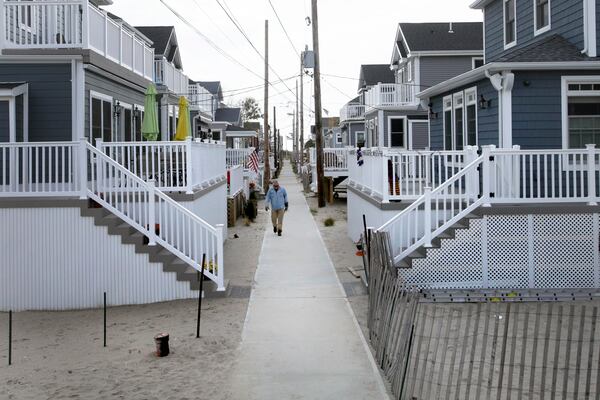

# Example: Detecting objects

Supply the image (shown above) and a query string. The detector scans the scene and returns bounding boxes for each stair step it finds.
[408,249,426,259]
[396,259,412,269]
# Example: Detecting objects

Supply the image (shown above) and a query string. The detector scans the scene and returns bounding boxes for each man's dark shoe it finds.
[278,230,282,236]
[273,226,277,233]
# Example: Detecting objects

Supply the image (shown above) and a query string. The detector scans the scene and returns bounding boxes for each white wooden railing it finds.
[340,104,365,122]
[0,141,81,196]
[377,145,600,265]
[98,139,226,194]
[378,154,484,265]
[189,83,214,115]
[364,83,417,108]
[155,58,189,95]
[226,148,254,169]
[227,165,243,197]
[0,140,225,289]
[349,148,475,201]
[1,0,154,80]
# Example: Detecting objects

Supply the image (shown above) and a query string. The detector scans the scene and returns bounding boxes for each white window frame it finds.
[534,0,551,36]
[407,60,413,83]
[355,130,365,147]
[465,87,479,147]
[443,95,453,150]
[472,57,485,69]
[504,0,517,50]
[453,92,465,150]
[116,101,133,142]
[387,116,407,149]
[561,76,600,149]
[89,91,113,143]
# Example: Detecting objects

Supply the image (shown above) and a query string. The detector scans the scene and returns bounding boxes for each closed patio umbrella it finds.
[142,84,159,141]
[174,96,191,141]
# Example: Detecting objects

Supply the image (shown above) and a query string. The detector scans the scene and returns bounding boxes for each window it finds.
[389,117,406,148]
[562,78,600,149]
[472,58,485,69]
[465,88,478,147]
[407,61,413,82]
[534,0,550,35]
[90,93,113,145]
[504,0,517,48]
[443,96,453,150]
[356,131,365,148]
[212,130,222,141]
[453,93,464,150]
[336,132,343,144]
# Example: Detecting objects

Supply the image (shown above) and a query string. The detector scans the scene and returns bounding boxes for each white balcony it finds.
[364,83,418,109]
[0,0,154,81]
[340,103,365,122]
[154,58,189,95]
[189,83,214,115]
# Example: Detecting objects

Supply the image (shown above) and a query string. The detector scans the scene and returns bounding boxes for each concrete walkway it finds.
[229,164,389,400]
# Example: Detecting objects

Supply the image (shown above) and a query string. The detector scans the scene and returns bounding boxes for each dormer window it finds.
[534,0,551,35]
[504,0,517,49]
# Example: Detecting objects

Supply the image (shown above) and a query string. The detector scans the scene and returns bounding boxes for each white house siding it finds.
[347,189,401,241]
[177,182,228,240]
[0,206,196,311]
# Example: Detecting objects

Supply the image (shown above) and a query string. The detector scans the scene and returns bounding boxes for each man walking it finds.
[265,180,288,236]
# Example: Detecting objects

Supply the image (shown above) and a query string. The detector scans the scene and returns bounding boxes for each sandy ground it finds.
[0,208,267,400]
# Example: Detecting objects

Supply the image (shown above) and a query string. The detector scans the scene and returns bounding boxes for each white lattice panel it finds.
[487,215,529,288]
[402,219,483,289]
[533,214,596,288]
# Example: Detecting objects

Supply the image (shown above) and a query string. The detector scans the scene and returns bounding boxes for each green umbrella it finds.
[174,96,191,141]
[141,84,159,141]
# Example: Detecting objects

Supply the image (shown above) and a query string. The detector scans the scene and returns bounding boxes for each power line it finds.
[267,0,300,57]
[191,0,237,47]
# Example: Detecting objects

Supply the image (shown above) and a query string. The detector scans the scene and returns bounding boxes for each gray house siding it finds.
[381,110,427,148]
[344,121,365,147]
[512,70,600,149]
[429,79,499,151]
[485,0,584,62]
[411,121,429,149]
[420,56,476,89]
[84,69,146,140]
[0,102,8,142]
[0,63,72,142]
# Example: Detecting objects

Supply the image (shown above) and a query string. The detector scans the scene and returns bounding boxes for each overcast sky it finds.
[107,0,482,134]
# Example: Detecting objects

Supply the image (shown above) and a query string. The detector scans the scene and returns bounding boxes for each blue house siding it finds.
[0,63,72,142]
[428,79,499,151]
[512,70,600,149]
[0,102,8,142]
[346,121,365,147]
[485,0,584,62]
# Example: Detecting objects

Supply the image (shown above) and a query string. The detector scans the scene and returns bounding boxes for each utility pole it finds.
[263,20,270,192]
[311,0,325,208]
[273,106,277,170]
[300,49,305,164]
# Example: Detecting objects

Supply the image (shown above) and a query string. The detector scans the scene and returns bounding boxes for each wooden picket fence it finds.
[367,231,600,400]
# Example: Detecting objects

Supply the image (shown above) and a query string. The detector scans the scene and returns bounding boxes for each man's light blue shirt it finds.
[266,187,288,211]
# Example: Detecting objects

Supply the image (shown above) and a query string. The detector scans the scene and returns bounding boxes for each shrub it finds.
[324,218,335,227]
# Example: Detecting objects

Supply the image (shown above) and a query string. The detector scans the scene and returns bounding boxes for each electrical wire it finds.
[267,0,300,57]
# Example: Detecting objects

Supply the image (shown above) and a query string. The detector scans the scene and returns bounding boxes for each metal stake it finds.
[196,254,207,338]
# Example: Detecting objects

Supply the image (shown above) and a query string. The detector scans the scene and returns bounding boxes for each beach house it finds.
[366,0,600,292]
[0,0,230,311]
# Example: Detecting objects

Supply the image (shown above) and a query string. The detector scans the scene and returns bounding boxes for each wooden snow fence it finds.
[367,231,600,399]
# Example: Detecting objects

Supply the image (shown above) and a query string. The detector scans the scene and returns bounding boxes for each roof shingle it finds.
[399,22,483,52]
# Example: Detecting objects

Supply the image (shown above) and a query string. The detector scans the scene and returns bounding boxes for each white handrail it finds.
[86,142,225,290]
[378,155,484,264]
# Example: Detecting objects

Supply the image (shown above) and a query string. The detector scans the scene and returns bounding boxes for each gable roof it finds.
[399,22,483,53]
[135,26,173,55]
[358,64,395,92]
[495,34,591,62]
[214,108,241,125]
[198,81,223,101]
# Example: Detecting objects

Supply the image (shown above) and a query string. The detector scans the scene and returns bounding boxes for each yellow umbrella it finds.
[174,96,191,141]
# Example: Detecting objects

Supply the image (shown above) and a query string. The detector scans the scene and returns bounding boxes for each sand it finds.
[0,208,267,400]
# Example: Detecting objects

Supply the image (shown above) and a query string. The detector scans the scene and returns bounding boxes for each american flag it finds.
[247,148,260,174]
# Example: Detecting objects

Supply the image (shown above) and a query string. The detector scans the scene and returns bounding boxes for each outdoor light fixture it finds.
[479,95,490,110]
[133,106,141,118]
[428,103,438,119]
[113,101,122,118]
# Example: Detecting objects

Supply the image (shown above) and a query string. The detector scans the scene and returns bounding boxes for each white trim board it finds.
[561,75,600,149]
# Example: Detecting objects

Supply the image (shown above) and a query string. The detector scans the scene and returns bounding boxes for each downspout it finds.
[582,0,589,55]
[582,0,597,57]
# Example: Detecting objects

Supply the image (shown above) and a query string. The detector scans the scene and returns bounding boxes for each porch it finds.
[364,83,418,109]
[0,0,154,81]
